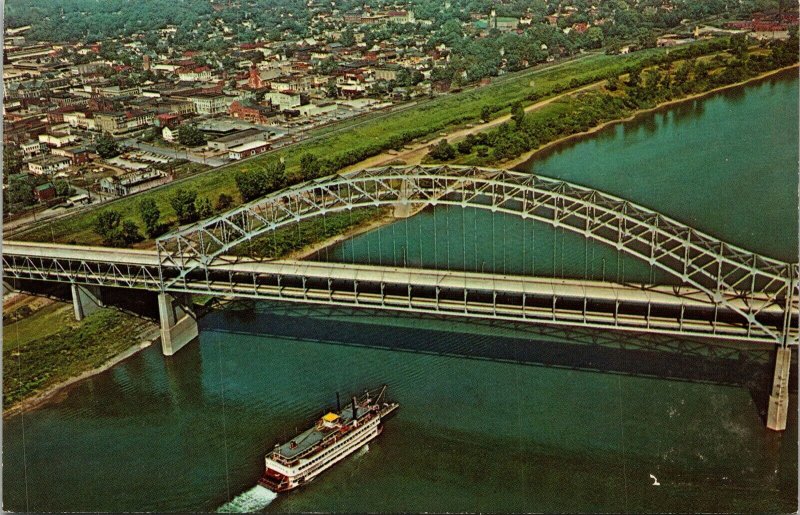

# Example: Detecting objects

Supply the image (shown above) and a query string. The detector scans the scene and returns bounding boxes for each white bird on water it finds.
[649,474,660,486]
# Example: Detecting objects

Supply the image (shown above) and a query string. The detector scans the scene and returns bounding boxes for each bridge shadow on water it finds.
[200,301,795,423]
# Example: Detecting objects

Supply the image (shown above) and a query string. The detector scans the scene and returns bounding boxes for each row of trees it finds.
[93,187,223,246]
[429,35,798,165]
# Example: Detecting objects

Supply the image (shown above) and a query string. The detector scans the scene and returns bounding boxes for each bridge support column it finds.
[71,283,104,321]
[158,292,198,356]
[393,178,413,218]
[766,346,791,431]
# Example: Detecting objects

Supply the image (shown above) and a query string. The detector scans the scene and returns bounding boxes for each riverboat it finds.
[258,386,399,493]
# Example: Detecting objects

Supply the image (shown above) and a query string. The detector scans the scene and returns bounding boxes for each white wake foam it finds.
[217,485,278,513]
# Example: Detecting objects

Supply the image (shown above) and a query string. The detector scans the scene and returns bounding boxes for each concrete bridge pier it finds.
[393,178,413,218]
[71,283,104,321]
[3,279,16,296]
[158,292,198,356]
[766,346,792,431]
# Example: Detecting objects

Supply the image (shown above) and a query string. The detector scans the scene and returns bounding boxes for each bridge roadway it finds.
[3,241,792,345]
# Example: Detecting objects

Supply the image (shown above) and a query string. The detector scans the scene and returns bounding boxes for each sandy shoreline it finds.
[3,325,161,418]
[504,64,800,170]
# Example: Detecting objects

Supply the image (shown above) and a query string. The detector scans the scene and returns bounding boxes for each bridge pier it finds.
[158,292,198,356]
[393,178,413,218]
[766,346,792,431]
[71,283,104,321]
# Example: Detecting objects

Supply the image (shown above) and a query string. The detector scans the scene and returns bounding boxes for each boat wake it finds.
[217,485,278,513]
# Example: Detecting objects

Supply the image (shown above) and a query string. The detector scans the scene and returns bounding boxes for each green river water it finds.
[4,71,798,513]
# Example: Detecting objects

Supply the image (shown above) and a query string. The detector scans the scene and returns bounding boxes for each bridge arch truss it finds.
[157,165,798,344]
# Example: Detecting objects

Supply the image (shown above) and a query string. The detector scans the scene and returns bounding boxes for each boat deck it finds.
[276,405,364,460]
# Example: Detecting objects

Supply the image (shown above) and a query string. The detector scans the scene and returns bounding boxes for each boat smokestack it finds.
[352,396,358,420]
[336,392,341,412]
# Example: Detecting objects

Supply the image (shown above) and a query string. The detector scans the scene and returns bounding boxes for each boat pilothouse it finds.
[258,385,399,493]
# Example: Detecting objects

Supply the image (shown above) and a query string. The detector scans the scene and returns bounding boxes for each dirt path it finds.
[342,81,604,172]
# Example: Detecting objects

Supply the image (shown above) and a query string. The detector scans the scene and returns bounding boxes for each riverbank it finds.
[294,63,800,263]
[504,63,800,170]
[4,329,159,418]
[288,209,394,260]
[340,81,605,173]
[3,297,160,417]
[288,203,437,260]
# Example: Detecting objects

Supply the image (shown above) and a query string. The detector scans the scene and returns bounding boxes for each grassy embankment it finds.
[17,44,715,247]
[3,299,157,411]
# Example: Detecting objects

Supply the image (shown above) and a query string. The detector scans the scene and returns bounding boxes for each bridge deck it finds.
[4,241,779,312]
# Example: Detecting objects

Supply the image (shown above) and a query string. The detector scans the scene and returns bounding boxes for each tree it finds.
[480,105,493,122]
[730,33,749,58]
[169,188,198,224]
[234,160,286,201]
[141,127,159,142]
[216,193,234,211]
[340,29,355,47]
[299,153,321,181]
[3,144,23,175]
[53,179,73,198]
[326,83,338,98]
[95,132,120,159]
[93,210,141,247]
[263,160,287,191]
[428,139,456,161]
[177,124,206,147]
[235,170,263,202]
[457,138,474,155]
[120,220,143,245]
[511,102,526,127]
[138,197,161,237]
[6,174,35,208]
[94,210,123,245]
[195,196,213,219]
[627,67,642,88]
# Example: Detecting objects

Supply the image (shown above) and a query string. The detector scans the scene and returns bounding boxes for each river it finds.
[4,71,798,513]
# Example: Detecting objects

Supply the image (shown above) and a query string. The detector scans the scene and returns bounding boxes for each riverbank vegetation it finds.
[15,36,797,249]
[3,300,157,411]
[429,34,799,167]
[231,207,386,259]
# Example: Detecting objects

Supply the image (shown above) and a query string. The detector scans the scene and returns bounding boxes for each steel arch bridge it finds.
[157,164,798,346]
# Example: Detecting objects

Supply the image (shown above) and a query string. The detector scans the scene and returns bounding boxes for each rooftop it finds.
[229,140,269,152]
[210,127,265,143]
